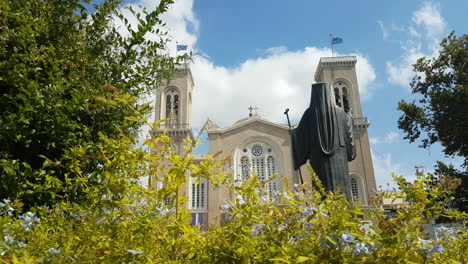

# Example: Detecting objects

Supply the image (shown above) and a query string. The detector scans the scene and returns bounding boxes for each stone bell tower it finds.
[314,56,377,205]
[153,64,194,155]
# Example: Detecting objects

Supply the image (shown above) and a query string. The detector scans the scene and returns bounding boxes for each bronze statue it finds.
[291,82,356,201]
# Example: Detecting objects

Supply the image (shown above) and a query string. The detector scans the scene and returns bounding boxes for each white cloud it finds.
[114,0,198,53]
[265,46,288,55]
[191,49,377,128]
[386,50,425,87]
[370,131,400,145]
[385,1,447,88]
[118,0,377,131]
[356,58,377,101]
[160,0,199,48]
[412,2,447,39]
[377,20,389,40]
[372,151,409,190]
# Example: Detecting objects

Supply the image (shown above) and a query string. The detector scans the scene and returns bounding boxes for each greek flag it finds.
[177,44,188,51]
[331,37,343,45]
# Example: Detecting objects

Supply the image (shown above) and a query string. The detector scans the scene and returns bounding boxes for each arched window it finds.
[267,156,277,194]
[349,174,366,204]
[164,88,180,124]
[240,156,249,180]
[333,81,352,115]
[236,142,280,196]
[350,177,360,201]
[334,87,341,107]
[342,87,350,113]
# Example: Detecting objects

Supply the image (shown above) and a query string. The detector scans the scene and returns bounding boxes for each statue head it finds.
[310,82,334,109]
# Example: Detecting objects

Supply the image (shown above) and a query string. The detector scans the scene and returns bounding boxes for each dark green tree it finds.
[397,32,468,212]
[0,0,187,208]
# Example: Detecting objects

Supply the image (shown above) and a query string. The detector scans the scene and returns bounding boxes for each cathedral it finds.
[151,56,377,228]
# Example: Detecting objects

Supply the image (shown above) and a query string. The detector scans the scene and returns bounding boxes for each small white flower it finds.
[16,242,26,249]
[341,232,355,243]
[277,224,287,232]
[289,235,299,243]
[4,235,16,245]
[417,236,432,244]
[220,203,231,210]
[354,242,370,256]
[47,248,60,254]
[0,199,10,208]
[251,224,264,236]
[302,206,317,217]
[127,249,144,255]
[417,236,432,251]
[236,195,245,205]
[435,226,453,236]
[428,245,443,257]
[19,212,40,230]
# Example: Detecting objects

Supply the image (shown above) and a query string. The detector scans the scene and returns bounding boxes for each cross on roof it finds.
[248,106,259,117]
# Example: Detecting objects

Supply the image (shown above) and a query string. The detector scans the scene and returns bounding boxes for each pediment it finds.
[207,116,289,135]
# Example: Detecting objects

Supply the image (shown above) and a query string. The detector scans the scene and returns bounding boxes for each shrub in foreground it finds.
[0,130,467,263]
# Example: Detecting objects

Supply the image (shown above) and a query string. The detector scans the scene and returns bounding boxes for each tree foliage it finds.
[433,161,468,213]
[0,0,187,208]
[397,32,468,212]
[397,32,468,167]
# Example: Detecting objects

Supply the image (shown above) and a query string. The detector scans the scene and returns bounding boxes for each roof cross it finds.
[248,106,259,117]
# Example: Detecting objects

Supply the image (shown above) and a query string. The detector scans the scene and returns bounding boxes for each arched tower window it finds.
[349,174,366,204]
[236,142,280,196]
[334,87,341,107]
[240,156,249,180]
[333,81,352,115]
[350,177,360,201]
[164,88,180,124]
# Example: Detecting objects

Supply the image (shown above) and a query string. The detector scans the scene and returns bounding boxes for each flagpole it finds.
[330,34,334,57]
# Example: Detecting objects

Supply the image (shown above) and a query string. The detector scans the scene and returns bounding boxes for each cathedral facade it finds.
[152,56,377,227]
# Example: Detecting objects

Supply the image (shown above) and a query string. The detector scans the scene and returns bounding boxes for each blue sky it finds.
[124,0,467,188]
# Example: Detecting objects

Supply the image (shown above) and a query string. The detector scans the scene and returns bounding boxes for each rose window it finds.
[252,145,263,157]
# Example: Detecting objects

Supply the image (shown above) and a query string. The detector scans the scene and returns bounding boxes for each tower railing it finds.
[155,123,191,130]
[352,117,370,129]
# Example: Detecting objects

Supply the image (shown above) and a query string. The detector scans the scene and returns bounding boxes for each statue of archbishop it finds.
[291,82,356,201]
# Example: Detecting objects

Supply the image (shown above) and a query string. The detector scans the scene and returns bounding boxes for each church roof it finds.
[207,114,289,134]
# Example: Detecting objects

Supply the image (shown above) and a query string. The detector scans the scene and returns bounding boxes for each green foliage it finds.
[398,32,468,164]
[0,129,467,263]
[397,32,468,212]
[433,161,468,213]
[0,0,188,208]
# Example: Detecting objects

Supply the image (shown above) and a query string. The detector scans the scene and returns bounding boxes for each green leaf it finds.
[296,256,311,263]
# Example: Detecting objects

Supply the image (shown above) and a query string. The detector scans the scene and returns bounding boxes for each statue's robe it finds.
[291,82,356,201]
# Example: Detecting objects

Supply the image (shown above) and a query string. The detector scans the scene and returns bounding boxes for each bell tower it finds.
[153,64,194,155]
[315,56,377,205]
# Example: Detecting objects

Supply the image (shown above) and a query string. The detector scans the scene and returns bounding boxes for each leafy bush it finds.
[0,129,467,263]
[0,0,188,208]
